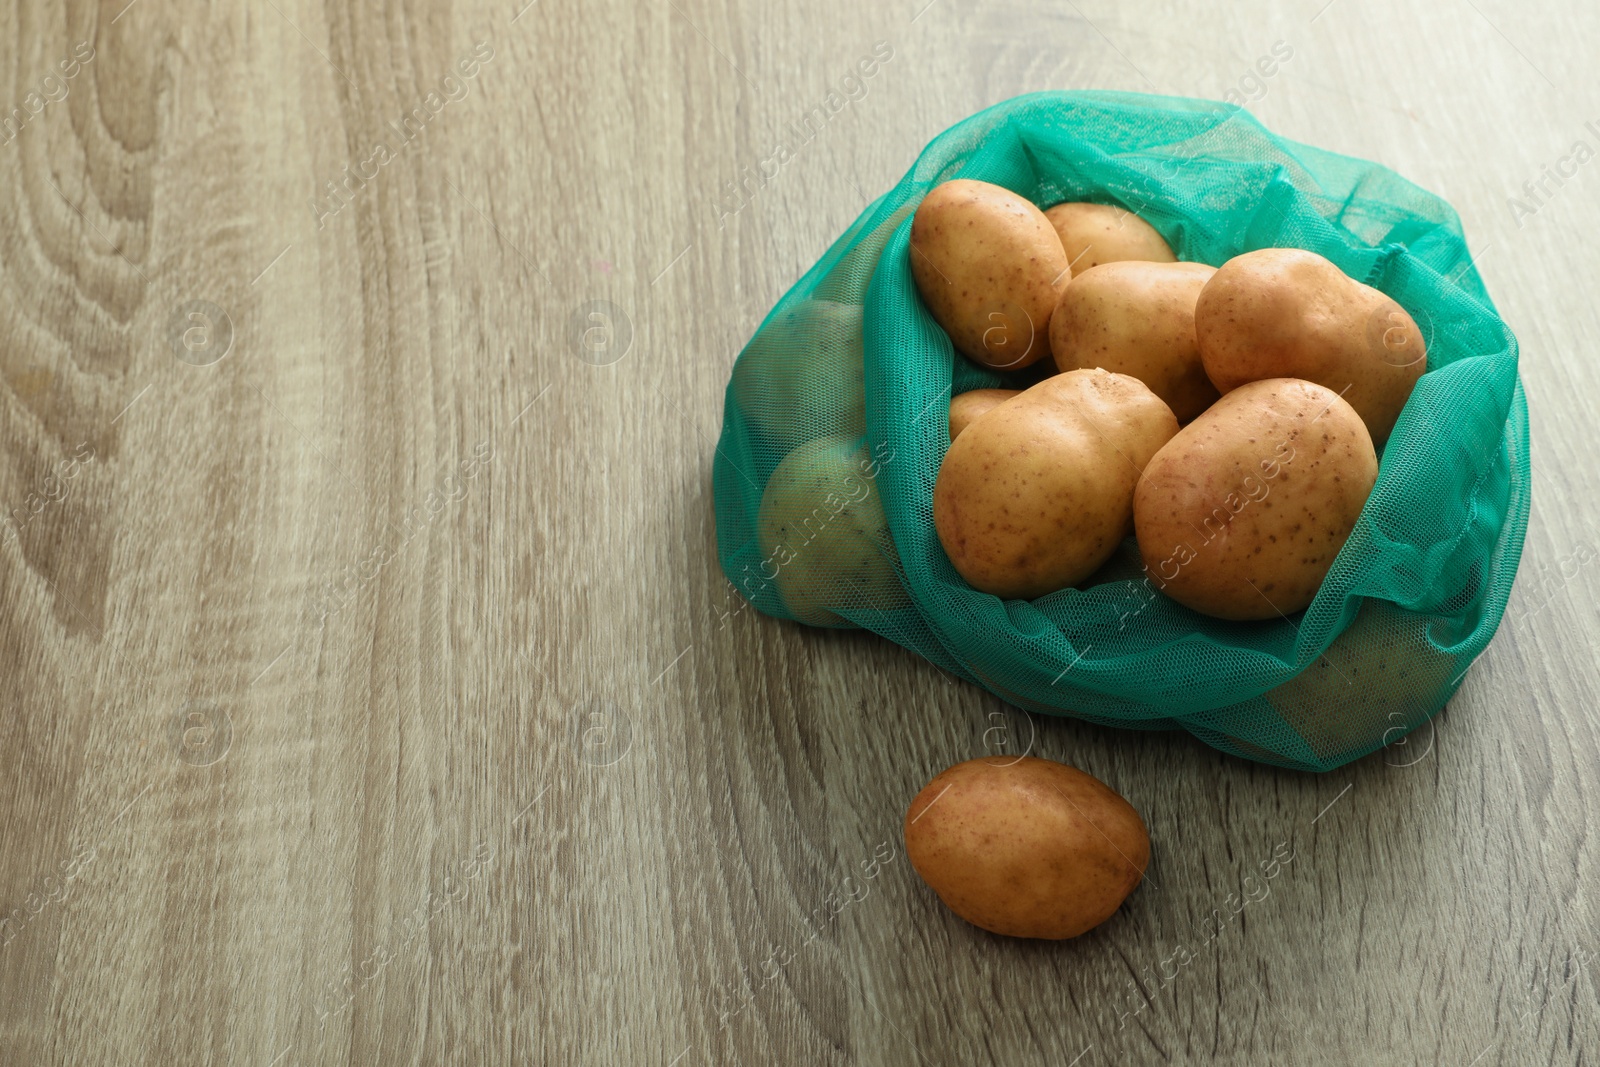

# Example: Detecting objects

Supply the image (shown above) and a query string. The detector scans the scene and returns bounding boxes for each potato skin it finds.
[1050,261,1220,422]
[904,757,1149,940]
[1044,202,1176,272]
[814,201,916,304]
[910,180,1070,370]
[1195,248,1426,443]
[948,388,1019,441]
[731,300,865,453]
[934,369,1178,600]
[1133,378,1377,621]
[757,436,905,627]
[1262,600,1458,762]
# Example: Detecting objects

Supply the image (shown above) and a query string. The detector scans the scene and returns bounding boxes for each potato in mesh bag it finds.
[756,435,905,627]
[731,300,865,453]
[1263,600,1459,763]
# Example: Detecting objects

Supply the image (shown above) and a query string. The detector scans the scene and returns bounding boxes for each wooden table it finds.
[1,0,1594,1063]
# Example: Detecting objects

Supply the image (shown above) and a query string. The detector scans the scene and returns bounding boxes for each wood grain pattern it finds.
[0,0,1595,1064]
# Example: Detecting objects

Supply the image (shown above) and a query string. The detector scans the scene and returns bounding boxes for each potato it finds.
[904,756,1149,940]
[909,180,1070,370]
[1044,202,1176,272]
[814,201,916,304]
[756,435,905,627]
[731,300,865,453]
[934,368,1178,599]
[948,388,1019,441]
[1195,248,1426,443]
[1263,600,1459,763]
[1050,261,1220,422]
[1133,378,1378,621]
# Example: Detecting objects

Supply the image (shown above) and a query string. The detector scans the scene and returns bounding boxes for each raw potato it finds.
[756,435,904,627]
[1263,600,1458,762]
[1044,202,1176,272]
[1134,378,1377,621]
[934,369,1178,599]
[731,300,865,453]
[948,389,1019,441]
[909,180,1070,370]
[1196,248,1426,443]
[903,757,1149,940]
[814,201,916,304]
[1050,261,1220,422]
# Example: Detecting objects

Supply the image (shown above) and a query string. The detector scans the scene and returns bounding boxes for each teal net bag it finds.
[712,90,1529,772]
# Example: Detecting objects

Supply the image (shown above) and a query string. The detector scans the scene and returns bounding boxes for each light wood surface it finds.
[1,1,1595,1064]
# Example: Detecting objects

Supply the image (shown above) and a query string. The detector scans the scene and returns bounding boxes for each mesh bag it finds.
[713,91,1529,772]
